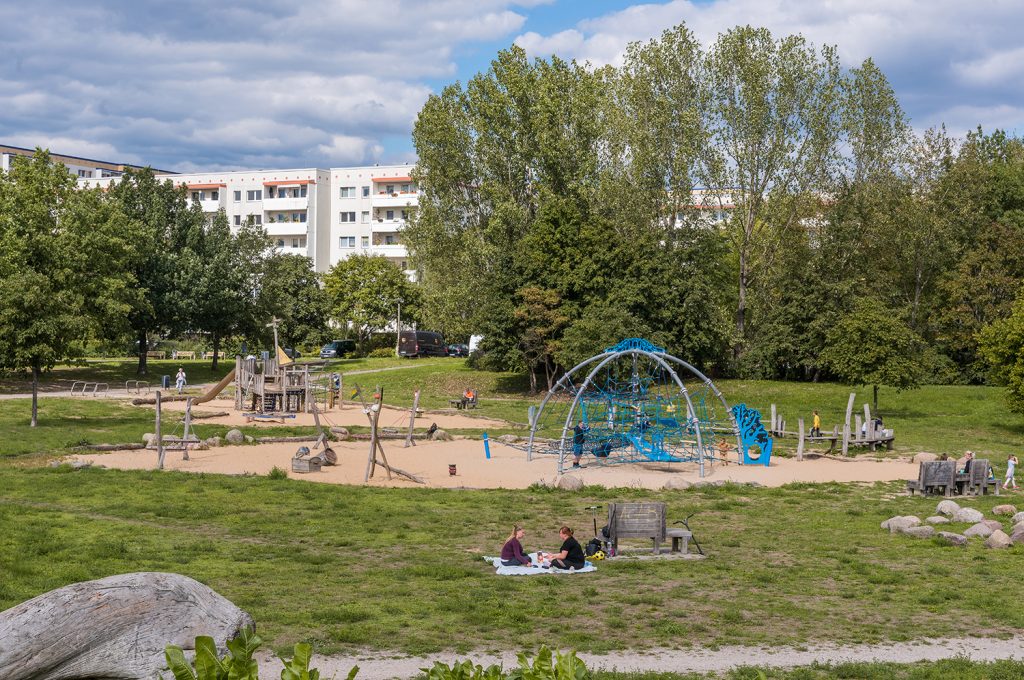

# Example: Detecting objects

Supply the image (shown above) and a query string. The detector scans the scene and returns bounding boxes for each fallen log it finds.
[255,435,323,444]
[132,395,188,405]
[0,571,254,680]
[71,443,146,452]
[186,410,229,420]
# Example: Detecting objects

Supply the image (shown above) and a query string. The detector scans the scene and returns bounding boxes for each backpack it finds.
[584,537,603,557]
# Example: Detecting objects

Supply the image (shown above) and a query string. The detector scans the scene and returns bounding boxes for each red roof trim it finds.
[186,183,226,189]
[263,179,315,186]
[372,176,412,183]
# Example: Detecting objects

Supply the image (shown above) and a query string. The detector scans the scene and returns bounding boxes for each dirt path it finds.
[259,636,1024,679]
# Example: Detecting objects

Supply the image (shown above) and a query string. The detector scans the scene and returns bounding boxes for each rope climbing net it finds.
[522,338,741,477]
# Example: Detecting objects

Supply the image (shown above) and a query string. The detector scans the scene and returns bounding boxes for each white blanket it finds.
[484,552,596,576]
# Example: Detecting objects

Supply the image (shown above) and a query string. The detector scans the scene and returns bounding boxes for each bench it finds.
[907,460,957,497]
[172,350,196,360]
[666,528,692,554]
[449,390,478,410]
[244,413,296,424]
[202,351,225,360]
[607,502,667,554]
[145,351,166,360]
[964,459,1001,496]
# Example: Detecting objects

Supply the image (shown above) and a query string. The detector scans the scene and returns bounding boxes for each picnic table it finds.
[907,459,1000,497]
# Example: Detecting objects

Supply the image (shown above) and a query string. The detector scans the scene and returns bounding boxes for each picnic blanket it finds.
[484,552,596,576]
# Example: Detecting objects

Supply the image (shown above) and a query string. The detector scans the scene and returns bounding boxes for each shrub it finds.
[367,348,395,358]
[268,466,288,480]
[162,628,345,680]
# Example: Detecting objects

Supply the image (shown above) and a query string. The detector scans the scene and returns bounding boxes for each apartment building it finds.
[1,143,174,179]
[78,163,419,275]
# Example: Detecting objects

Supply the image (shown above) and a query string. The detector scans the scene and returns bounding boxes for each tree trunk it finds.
[735,246,748,360]
[0,572,254,680]
[528,366,538,394]
[30,362,39,428]
[212,331,220,371]
[137,330,149,376]
[873,384,879,414]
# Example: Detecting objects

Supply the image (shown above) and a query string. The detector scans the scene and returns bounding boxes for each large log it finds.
[0,572,254,680]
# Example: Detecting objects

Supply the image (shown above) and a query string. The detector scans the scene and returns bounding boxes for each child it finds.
[1006,454,1018,490]
[811,410,821,438]
[175,367,187,394]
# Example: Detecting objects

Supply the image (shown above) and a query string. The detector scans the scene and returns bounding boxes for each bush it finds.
[367,348,396,358]
[163,628,348,680]
[268,466,288,480]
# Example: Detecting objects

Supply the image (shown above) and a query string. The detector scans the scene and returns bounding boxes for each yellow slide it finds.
[193,368,236,405]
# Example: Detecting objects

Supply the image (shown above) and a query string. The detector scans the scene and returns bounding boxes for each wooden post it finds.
[182,397,193,461]
[156,391,165,470]
[797,417,805,461]
[863,403,871,430]
[854,415,862,443]
[405,389,420,448]
[364,387,380,482]
[770,404,777,435]
[841,423,850,456]
[338,374,344,409]
[845,392,855,433]
[234,356,242,411]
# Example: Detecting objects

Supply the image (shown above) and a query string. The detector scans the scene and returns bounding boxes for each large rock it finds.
[0,572,253,680]
[985,530,1012,549]
[992,504,1018,516]
[225,429,244,445]
[901,525,935,539]
[556,475,583,491]
[142,432,157,446]
[1012,521,1024,536]
[1012,511,1024,525]
[981,519,1004,531]
[925,516,950,525]
[964,522,996,538]
[204,436,222,448]
[936,531,968,546]
[936,500,960,516]
[952,507,984,524]
[663,478,692,491]
[881,516,921,533]
[430,428,452,441]
[912,452,938,463]
[498,434,519,444]
[1010,528,1024,545]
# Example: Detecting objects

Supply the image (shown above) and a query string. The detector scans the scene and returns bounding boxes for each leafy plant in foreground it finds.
[162,628,340,680]
[423,647,589,680]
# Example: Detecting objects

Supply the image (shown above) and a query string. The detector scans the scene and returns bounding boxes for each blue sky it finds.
[1,1,1022,172]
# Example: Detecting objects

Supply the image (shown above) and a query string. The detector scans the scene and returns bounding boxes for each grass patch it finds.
[593,657,1024,678]
[1,467,1022,656]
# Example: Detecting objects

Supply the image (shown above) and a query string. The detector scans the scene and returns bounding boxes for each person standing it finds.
[175,367,187,394]
[811,410,821,438]
[1005,454,1018,490]
[572,420,589,468]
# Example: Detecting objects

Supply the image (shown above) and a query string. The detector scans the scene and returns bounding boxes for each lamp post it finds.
[395,298,402,357]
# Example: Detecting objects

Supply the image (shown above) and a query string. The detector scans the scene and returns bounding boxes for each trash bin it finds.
[161,375,170,389]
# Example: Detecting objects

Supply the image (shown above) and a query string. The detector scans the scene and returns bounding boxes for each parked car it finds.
[320,339,357,359]
[283,347,302,360]
[399,330,447,358]
[447,344,469,357]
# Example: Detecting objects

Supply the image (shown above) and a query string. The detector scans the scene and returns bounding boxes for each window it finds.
[401,261,407,270]
[77,169,91,177]
[234,215,241,226]
[234,190,241,202]
[401,183,410,194]
[211,191,219,200]
[277,239,285,247]
[246,189,262,201]
[339,236,355,248]
[361,211,369,223]
[385,184,395,195]
[267,187,277,198]
[339,186,356,198]
[386,210,394,220]
[339,211,355,223]
[292,238,300,248]
[293,212,307,223]
[191,191,201,201]
[361,185,370,197]
[400,209,408,220]
[246,214,262,226]
[384,234,396,245]
[296,186,308,198]
[361,236,369,248]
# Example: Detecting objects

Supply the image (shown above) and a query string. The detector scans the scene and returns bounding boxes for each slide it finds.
[193,368,236,405]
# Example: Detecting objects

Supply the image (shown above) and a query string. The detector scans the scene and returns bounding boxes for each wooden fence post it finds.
[156,391,165,470]
[797,418,805,461]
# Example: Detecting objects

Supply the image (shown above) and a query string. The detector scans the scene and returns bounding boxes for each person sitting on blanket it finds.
[548,526,586,570]
[500,525,533,567]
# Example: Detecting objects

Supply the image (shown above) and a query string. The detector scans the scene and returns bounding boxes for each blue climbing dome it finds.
[525,338,742,477]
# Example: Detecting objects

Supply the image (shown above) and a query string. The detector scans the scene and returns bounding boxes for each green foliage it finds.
[260,255,330,350]
[323,255,419,343]
[268,466,289,480]
[978,288,1024,413]
[163,628,261,680]
[423,647,588,680]
[367,347,396,358]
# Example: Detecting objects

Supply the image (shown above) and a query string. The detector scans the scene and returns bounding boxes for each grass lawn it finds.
[596,659,1024,679]
[1,465,1022,657]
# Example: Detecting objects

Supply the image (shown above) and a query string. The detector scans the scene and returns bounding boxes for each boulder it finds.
[556,475,583,491]
[952,507,984,524]
[0,572,253,680]
[901,526,935,539]
[430,428,453,441]
[936,500,960,516]
[881,516,921,533]
[1011,521,1024,536]
[70,460,92,470]
[225,429,244,445]
[204,436,222,448]
[746,481,765,488]
[981,519,1004,531]
[992,504,1018,516]
[912,452,938,463]
[985,530,1012,549]
[925,516,950,525]
[1010,529,1024,546]
[662,478,692,491]
[964,522,996,539]
[498,434,519,444]
[935,531,968,547]
[142,432,157,446]
[1012,511,1024,525]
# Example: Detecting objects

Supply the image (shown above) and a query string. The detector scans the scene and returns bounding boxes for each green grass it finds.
[594,658,1024,679]
[1,467,1022,656]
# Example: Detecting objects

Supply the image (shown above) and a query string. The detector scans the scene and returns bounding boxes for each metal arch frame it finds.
[526,352,608,461]
[551,348,705,476]
[651,352,744,463]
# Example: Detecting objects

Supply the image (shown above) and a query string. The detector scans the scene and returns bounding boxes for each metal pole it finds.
[395,300,401,357]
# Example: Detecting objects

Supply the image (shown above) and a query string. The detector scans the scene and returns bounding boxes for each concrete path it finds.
[259,636,1024,679]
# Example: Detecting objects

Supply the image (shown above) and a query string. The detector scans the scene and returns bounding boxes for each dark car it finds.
[320,339,357,359]
[447,344,469,357]
[399,330,447,357]
[283,347,301,360]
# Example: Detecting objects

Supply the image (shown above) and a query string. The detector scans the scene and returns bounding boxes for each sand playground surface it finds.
[76,430,919,491]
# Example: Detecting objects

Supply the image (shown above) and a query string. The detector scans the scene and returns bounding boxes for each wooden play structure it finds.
[768,393,895,459]
[233,352,320,414]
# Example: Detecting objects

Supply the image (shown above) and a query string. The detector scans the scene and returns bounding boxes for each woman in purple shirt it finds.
[500,525,532,566]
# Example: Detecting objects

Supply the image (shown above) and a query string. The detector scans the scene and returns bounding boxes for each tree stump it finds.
[0,571,254,680]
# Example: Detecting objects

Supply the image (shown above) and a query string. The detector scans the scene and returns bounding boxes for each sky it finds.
[2,0,1022,172]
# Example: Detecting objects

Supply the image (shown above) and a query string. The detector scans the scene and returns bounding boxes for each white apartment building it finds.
[2,143,173,179]
[78,163,419,275]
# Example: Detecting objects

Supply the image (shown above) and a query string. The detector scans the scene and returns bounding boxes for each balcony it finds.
[371,192,419,208]
[263,196,309,211]
[276,245,309,257]
[265,222,309,237]
[364,244,407,257]
[371,218,405,231]
[199,198,224,213]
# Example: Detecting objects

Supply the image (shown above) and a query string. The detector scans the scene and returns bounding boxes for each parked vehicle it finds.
[399,330,447,358]
[283,347,301,360]
[447,344,469,357]
[320,339,357,359]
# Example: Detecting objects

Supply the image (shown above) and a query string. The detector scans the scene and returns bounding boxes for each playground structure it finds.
[522,338,746,477]
[769,393,895,458]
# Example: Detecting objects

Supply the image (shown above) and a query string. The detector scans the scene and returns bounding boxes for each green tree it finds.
[0,150,137,425]
[323,255,419,345]
[819,299,926,412]
[260,254,330,351]
[978,288,1024,413]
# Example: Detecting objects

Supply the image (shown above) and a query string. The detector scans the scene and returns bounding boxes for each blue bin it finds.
[161,375,170,389]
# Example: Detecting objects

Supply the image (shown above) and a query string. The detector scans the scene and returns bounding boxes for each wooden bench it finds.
[907,460,957,497]
[172,350,196,360]
[449,390,478,410]
[202,351,225,360]
[964,459,1001,496]
[607,502,666,554]
[145,351,166,360]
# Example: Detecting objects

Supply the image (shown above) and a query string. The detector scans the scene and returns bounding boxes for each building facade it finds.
[2,143,173,178]
[78,164,419,275]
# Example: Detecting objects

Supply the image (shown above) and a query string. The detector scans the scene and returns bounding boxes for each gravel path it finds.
[259,637,1024,679]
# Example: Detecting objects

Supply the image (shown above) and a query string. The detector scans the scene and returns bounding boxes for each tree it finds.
[978,288,1024,413]
[819,299,926,412]
[259,254,330,350]
[323,255,419,344]
[0,150,136,425]
[513,286,568,393]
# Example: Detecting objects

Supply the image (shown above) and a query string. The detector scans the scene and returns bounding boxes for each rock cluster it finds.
[883,500,1023,549]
